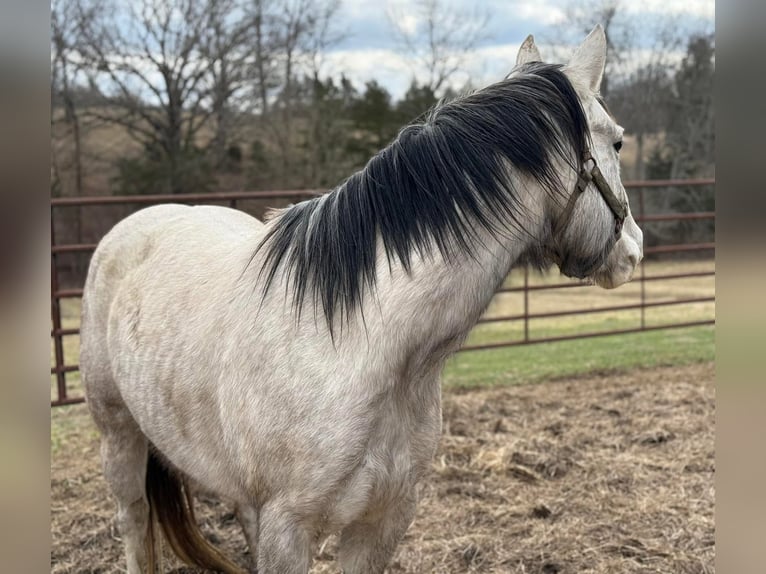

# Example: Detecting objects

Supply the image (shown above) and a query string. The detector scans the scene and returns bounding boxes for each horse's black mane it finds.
[254,62,590,330]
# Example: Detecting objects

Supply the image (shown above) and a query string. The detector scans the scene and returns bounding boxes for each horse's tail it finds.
[145,449,246,574]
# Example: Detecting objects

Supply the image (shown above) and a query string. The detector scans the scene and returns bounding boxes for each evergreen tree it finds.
[667,35,715,180]
[396,81,438,125]
[349,80,397,159]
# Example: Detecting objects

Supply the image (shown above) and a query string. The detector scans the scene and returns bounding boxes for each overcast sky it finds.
[320,0,715,99]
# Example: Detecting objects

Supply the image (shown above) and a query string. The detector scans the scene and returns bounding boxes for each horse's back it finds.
[80,204,264,419]
[84,203,261,292]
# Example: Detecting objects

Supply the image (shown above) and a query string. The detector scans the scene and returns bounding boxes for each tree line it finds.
[51,0,481,197]
[51,0,714,247]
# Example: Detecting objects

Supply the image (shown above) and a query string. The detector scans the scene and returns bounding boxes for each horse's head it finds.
[516,26,643,289]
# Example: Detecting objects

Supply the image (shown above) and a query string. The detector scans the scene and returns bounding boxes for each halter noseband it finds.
[552,148,628,240]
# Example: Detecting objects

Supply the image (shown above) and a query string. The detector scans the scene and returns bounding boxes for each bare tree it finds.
[51,0,90,198]
[201,0,254,169]
[610,64,673,179]
[51,0,107,247]
[272,0,311,179]
[550,0,626,98]
[667,34,715,180]
[253,0,345,185]
[387,0,491,94]
[76,0,253,193]
[608,21,685,179]
[303,0,345,187]
[249,0,281,116]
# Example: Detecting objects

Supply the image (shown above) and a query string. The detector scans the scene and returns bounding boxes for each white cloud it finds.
[398,14,419,35]
[512,1,566,26]
[322,42,531,99]
[623,0,714,19]
[323,43,531,100]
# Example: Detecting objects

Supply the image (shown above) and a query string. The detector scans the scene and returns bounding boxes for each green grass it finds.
[50,403,98,455]
[444,325,714,388]
[464,302,714,347]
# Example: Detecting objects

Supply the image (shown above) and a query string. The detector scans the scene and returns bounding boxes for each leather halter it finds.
[552,147,628,240]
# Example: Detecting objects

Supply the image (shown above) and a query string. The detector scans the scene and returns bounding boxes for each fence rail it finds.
[50,179,715,406]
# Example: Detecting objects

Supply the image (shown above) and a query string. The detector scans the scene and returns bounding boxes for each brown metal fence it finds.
[51,179,715,406]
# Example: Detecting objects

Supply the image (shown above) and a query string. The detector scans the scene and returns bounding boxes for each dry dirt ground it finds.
[51,362,714,573]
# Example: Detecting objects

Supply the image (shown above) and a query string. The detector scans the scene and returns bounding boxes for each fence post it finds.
[51,210,67,404]
[639,187,646,330]
[523,266,529,342]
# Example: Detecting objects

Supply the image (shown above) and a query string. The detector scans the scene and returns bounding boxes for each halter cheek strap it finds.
[552,148,628,240]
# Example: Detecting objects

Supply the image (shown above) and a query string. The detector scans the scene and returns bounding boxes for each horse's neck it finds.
[369,195,543,375]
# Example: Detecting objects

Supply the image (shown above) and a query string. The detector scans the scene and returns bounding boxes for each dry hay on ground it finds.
[51,362,714,573]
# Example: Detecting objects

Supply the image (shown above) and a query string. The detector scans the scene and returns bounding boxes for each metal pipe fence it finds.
[50,179,715,406]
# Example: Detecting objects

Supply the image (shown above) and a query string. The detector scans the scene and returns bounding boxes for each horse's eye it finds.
[614,141,623,153]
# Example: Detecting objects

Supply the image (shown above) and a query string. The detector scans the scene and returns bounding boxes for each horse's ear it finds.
[564,24,607,94]
[515,34,542,67]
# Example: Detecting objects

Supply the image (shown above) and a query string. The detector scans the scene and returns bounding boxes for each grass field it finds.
[445,325,713,387]
[52,258,714,401]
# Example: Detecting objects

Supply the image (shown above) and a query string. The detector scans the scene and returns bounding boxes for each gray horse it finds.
[81,25,642,573]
